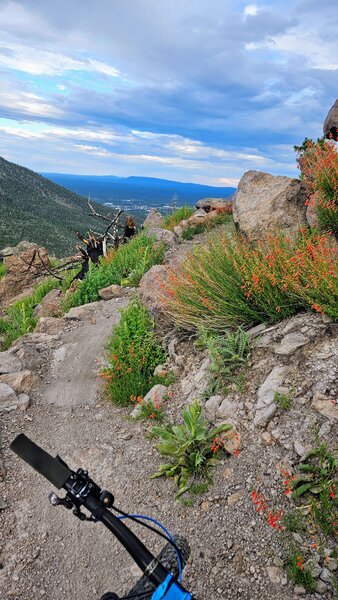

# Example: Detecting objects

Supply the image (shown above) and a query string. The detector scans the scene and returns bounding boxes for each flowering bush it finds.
[160,229,338,331]
[296,138,338,236]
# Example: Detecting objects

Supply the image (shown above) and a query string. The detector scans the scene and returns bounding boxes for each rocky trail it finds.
[0,248,337,599]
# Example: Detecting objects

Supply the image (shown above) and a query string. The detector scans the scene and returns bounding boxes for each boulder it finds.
[142,208,163,229]
[35,317,66,335]
[98,284,126,300]
[33,289,62,318]
[0,370,39,393]
[196,198,230,212]
[233,170,308,241]
[144,227,176,247]
[187,210,209,226]
[0,244,50,302]
[0,383,18,412]
[323,98,338,140]
[0,241,37,258]
[0,351,22,374]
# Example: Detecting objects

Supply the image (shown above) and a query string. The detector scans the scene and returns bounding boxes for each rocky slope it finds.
[0,223,337,600]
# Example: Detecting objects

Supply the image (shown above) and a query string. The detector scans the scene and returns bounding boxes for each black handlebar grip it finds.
[10,434,73,489]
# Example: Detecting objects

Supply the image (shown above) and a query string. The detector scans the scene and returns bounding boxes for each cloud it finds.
[0,0,335,182]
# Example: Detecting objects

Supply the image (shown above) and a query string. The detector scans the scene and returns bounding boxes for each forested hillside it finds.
[0,156,110,256]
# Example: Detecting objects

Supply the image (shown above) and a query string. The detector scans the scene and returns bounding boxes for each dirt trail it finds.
[0,295,327,600]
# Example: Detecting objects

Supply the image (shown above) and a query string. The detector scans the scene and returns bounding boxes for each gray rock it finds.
[142,208,163,228]
[33,288,62,318]
[0,369,39,393]
[145,227,176,247]
[294,440,307,457]
[17,393,30,411]
[0,351,22,374]
[0,382,18,412]
[254,366,290,427]
[217,397,238,420]
[205,395,223,421]
[98,284,126,300]
[233,170,307,241]
[320,567,333,583]
[304,560,322,578]
[325,557,337,572]
[0,494,8,509]
[274,332,309,355]
[12,345,43,371]
[294,585,306,595]
[316,580,328,594]
[266,565,282,584]
[35,317,66,335]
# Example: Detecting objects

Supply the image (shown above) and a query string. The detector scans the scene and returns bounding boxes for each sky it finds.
[0,0,337,186]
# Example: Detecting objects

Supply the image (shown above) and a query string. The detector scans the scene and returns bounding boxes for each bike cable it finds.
[112,505,183,582]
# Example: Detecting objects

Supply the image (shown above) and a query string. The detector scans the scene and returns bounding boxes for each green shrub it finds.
[181,211,233,240]
[0,278,60,349]
[162,206,194,231]
[162,229,338,331]
[151,400,232,498]
[64,233,165,310]
[101,299,166,406]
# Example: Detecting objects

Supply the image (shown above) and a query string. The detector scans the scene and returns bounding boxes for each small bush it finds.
[162,206,194,230]
[0,278,60,349]
[296,139,338,235]
[101,299,166,406]
[161,229,338,331]
[181,209,233,240]
[64,233,165,309]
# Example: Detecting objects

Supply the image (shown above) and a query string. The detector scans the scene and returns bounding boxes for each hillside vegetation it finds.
[0,156,112,256]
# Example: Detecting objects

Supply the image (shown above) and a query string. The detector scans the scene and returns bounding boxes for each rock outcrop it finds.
[0,244,50,303]
[233,170,307,241]
[142,208,163,228]
[323,98,338,140]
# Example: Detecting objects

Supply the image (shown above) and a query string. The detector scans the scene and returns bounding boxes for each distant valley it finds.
[0,154,235,258]
[42,173,236,215]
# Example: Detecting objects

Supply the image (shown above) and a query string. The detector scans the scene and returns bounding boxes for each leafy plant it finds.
[274,390,292,410]
[151,400,232,498]
[291,445,337,499]
[101,299,166,406]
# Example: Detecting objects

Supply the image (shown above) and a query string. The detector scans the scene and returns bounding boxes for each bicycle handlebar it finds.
[10,434,192,598]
